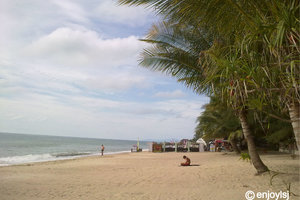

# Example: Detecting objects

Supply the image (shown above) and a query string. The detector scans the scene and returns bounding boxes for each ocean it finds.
[0,132,148,166]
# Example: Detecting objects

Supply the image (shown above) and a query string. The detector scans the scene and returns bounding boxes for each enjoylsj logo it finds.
[245,190,290,200]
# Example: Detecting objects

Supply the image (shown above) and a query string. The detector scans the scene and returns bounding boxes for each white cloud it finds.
[154,90,186,99]
[1,27,149,93]
[93,0,154,27]
[0,0,209,140]
[82,73,146,91]
[51,0,89,23]
[24,27,144,68]
[0,94,206,140]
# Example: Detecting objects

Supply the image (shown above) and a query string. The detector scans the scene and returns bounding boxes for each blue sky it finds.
[0,0,209,140]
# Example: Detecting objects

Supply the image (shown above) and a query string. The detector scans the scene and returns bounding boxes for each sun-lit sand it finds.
[0,152,299,200]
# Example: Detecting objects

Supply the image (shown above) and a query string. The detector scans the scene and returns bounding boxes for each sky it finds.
[0,0,209,141]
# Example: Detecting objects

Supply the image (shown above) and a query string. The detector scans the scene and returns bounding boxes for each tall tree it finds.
[228,1,299,152]
[119,0,300,155]
[137,21,269,173]
[119,0,299,172]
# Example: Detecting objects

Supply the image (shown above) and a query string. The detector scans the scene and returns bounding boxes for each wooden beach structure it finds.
[148,138,233,153]
[148,141,201,153]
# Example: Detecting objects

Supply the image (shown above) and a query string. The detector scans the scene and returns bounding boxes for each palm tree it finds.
[119,0,300,171]
[136,21,269,173]
[119,0,300,156]
[139,21,212,92]
[235,0,300,152]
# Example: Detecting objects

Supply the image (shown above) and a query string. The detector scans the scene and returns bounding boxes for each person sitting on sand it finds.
[181,155,191,166]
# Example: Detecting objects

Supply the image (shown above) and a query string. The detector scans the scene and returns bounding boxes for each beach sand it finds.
[0,152,299,200]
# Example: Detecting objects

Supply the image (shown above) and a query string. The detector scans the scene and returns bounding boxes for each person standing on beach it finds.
[101,144,105,156]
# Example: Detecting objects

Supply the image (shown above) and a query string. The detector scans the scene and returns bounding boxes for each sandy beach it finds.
[0,152,299,200]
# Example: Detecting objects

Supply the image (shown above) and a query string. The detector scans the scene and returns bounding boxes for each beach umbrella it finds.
[196,138,207,146]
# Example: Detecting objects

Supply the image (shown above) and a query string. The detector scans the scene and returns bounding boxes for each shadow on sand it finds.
[179,164,200,167]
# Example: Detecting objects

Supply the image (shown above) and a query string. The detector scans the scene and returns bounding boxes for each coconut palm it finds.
[136,21,269,173]
[119,0,300,149]
[230,0,300,152]
[191,37,271,173]
[139,21,212,92]
[118,0,299,171]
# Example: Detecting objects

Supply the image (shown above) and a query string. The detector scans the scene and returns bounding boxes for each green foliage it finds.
[195,96,242,140]
[228,130,243,141]
[139,21,214,95]
[119,0,300,152]
[265,121,294,145]
[196,96,294,147]
[119,0,300,109]
[239,152,251,163]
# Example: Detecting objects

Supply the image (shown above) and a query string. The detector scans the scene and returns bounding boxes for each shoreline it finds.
[0,150,142,167]
[0,152,299,200]
[0,150,295,167]
[0,132,149,167]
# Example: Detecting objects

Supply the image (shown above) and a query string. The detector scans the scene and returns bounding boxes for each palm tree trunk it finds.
[288,101,300,155]
[238,109,269,174]
[230,139,241,154]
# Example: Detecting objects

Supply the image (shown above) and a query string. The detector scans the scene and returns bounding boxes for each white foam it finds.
[0,150,146,166]
[0,154,55,166]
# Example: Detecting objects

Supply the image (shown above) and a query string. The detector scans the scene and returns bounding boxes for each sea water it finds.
[0,132,148,166]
